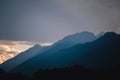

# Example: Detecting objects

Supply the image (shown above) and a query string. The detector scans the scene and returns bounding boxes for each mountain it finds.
[0,44,43,71]
[57,31,96,44]
[38,31,97,54]
[12,32,120,75]
[0,31,97,72]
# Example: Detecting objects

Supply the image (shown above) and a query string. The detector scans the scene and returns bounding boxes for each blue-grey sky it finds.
[0,0,120,42]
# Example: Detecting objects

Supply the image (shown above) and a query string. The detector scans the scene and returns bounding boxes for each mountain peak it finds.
[104,32,119,36]
[64,31,95,39]
[51,31,97,50]
[102,32,120,39]
[62,31,96,43]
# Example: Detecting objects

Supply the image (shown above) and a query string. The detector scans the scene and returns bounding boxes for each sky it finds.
[0,0,120,43]
[0,0,120,60]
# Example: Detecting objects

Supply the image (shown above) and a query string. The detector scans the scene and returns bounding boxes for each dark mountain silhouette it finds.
[1,65,120,80]
[0,31,96,72]
[11,32,120,76]
[0,44,43,72]
[33,65,120,80]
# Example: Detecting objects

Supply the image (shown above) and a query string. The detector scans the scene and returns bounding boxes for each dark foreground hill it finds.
[0,65,120,80]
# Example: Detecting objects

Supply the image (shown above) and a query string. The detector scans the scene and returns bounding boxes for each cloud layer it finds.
[0,40,53,64]
[0,40,34,64]
[0,45,20,63]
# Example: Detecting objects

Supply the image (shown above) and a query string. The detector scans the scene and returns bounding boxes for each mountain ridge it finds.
[0,44,43,71]
[0,31,97,72]
[12,32,120,75]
